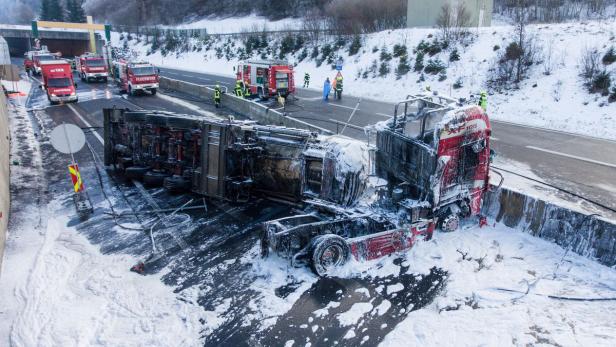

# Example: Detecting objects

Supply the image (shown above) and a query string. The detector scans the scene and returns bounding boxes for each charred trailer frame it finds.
[103,108,368,205]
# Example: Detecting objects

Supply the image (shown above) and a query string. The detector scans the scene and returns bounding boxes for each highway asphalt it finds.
[157,66,616,216]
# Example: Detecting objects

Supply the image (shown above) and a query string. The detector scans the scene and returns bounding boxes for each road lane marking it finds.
[375,112,392,118]
[295,96,323,101]
[328,103,359,111]
[156,92,219,118]
[67,103,104,144]
[525,145,616,169]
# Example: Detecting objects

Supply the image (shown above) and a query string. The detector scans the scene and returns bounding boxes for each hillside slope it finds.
[114,19,616,140]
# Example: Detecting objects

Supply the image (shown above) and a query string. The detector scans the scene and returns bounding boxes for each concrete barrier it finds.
[483,186,616,267]
[0,90,10,272]
[160,77,332,134]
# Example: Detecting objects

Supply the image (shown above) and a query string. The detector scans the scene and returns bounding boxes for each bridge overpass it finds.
[0,25,104,57]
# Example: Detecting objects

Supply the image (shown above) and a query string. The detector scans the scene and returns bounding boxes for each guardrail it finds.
[114,26,341,39]
[159,77,332,134]
[483,186,616,267]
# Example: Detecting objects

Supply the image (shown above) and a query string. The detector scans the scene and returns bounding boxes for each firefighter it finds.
[303,72,310,88]
[335,75,343,100]
[323,78,331,101]
[244,82,251,98]
[214,84,221,108]
[235,80,244,98]
[478,91,488,111]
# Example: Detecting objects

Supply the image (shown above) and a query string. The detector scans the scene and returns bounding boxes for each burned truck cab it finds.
[376,94,492,231]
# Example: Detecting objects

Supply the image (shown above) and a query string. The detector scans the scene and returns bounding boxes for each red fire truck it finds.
[26,50,59,75]
[76,53,108,82]
[236,60,295,99]
[112,60,159,95]
[40,60,78,104]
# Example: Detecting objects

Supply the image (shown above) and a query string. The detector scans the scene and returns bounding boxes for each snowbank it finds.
[115,19,616,140]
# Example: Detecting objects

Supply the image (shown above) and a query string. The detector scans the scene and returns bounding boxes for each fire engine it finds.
[103,93,493,276]
[112,60,159,96]
[26,50,59,75]
[236,60,295,99]
[76,53,108,82]
[40,59,78,105]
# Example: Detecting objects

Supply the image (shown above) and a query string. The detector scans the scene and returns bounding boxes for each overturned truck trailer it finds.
[103,108,366,205]
[103,93,492,276]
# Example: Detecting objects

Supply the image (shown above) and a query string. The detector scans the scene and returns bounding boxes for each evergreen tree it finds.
[41,0,65,22]
[39,0,51,21]
[66,0,87,23]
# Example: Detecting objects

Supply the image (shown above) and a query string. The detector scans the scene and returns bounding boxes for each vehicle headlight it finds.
[70,92,76,96]
[50,93,56,97]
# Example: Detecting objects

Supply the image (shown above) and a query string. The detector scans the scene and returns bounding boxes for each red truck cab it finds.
[76,54,108,82]
[236,60,295,99]
[40,60,78,104]
[112,60,159,95]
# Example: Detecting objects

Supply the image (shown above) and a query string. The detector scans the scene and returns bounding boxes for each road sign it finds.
[50,124,86,155]
[68,164,84,192]
[336,58,343,71]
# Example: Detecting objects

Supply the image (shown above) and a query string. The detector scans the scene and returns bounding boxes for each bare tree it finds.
[437,1,471,43]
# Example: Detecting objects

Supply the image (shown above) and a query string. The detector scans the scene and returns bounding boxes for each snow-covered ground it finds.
[379,223,616,346]
[161,14,303,33]
[115,18,616,140]
[0,88,205,347]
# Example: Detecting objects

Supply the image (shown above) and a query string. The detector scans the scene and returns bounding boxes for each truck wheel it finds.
[310,234,350,277]
[151,88,157,95]
[439,212,460,233]
[143,171,167,187]
[124,166,148,180]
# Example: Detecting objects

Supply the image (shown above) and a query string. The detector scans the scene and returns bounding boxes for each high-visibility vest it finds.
[479,96,487,111]
[214,89,221,99]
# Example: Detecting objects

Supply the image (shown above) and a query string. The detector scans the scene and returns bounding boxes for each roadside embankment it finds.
[484,186,616,267]
[0,90,10,272]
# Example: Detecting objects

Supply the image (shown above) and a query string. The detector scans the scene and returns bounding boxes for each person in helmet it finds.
[478,91,487,111]
[303,72,310,88]
[235,80,244,97]
[214,84,221,108]
[334,75,343,100]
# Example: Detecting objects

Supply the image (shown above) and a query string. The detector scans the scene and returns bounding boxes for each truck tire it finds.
[309,234,350,277]
[151,88,157,96]
[124,166,148,180]
[439,212,460,233]
[143,170,167,187]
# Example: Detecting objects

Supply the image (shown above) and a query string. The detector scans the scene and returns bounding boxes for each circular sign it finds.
[49,124,86,154]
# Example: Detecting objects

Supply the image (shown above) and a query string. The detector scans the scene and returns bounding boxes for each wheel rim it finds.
[443,215,460,232]
[320,244,343,268]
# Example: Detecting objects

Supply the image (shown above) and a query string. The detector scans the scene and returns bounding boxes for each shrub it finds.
[311,46,319,59]
[602,47,616,65]
[438,72,447,81]
[609,86,616,103]
[379,62,390,76]
[297,48,308,62]
[453,77,463,89]
[349,36,362,56]
[393,44,407,58]
[321,44,334,64]
[396,55,411,78]
[380,47,392,61]
[424,59,446,74]
[426,40,443,56]
[369,60,378,78]
[493,45,500,51]
[414,51,425,71]
[372,46,379,53]
[449,49,460,62]
[591,70,611,95]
